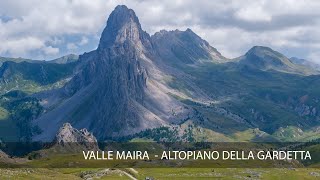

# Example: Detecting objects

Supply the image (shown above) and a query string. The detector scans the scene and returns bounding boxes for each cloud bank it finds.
[0,0,319,63]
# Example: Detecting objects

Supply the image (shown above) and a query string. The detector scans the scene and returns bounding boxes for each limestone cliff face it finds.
[63,5,150,138]
[67,47,148,138]
[64,5,149,96]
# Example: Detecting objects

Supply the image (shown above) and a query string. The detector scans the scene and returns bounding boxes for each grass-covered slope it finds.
[0,57,36,67]
[0,91,43,141]
[0,61,77,95]
[0,57,78,142]
[0,168,319,179]
[164,56,320,141]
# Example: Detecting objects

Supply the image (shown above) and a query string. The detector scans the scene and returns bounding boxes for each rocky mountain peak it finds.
[151,28,226,63]
[98,5,150,50]
[34,6,155,141]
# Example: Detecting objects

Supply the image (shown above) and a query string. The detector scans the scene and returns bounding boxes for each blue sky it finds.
[0,0,320,63]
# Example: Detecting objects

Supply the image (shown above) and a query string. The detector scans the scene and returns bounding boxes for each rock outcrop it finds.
[55,123,97,143]
[0,149,9,159]
[54,123,98,150]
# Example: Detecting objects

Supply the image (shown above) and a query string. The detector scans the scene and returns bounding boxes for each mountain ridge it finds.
[31,5,320,141]
[0,5,319,143]
[151,29,227,64]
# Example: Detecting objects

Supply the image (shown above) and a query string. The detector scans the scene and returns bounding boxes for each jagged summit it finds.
[98,5,151,51]
[152,28,226,63]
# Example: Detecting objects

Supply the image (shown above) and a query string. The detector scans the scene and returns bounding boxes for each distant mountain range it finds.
[289,57,320,71]
[0,5,320,142]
